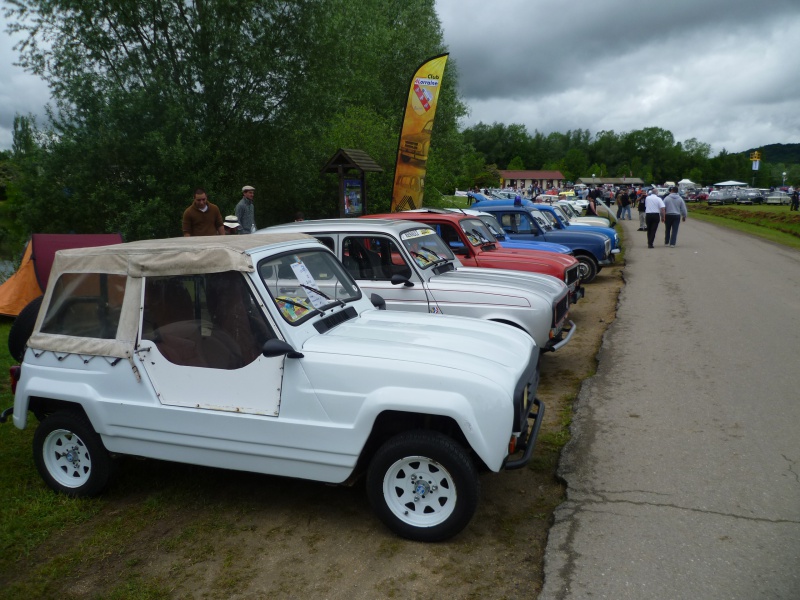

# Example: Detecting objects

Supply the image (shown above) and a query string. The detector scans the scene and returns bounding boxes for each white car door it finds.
[137,272,283,416]
[340,234,435,314]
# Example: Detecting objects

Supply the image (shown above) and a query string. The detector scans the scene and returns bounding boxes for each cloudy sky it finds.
[437,0,800,155]
[2,0,800,155]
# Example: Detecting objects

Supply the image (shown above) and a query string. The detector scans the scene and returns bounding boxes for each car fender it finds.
[356,385,513,472]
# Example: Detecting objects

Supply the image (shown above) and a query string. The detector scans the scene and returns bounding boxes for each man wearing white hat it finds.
[235,185,257,234]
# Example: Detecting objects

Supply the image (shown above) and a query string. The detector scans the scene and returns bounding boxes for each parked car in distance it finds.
[362,210,586,301]
[554,200,612,228]
[765,191,791,205]
[263,219,576,352]
[4,234,544,542]
[707,190,736,205]
[468,201,613,283]
[443,208,576,257]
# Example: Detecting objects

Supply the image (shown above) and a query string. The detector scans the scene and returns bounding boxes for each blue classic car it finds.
[471,199,614,283]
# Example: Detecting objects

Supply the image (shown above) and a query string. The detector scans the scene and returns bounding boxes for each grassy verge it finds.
[687,203,800,249]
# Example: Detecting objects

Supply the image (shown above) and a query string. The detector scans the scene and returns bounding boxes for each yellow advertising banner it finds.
[390,53,448,212]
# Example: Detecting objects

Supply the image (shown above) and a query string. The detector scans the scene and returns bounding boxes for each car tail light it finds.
[9,366,20,395]
[508,435,517,455]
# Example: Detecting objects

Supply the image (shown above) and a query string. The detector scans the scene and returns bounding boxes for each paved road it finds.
[541,216,800,599]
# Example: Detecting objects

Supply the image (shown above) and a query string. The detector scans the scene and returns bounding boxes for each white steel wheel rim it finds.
[382,455,457,528]
[577,262,591,279]
[43,428,93,488]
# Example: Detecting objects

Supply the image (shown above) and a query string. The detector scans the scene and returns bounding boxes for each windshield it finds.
[535,209,559,229]
[529,209,551,231]
[258,249,361,324]
[477,215,505,238]
[560,203,579,217]
[459,218,497,246]
[552,206,570,222]
[400,227,454,268]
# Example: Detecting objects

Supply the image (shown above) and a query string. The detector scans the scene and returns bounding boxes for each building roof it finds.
[321,148,384,174]
[577,177,645,186]
[499,170,565,180]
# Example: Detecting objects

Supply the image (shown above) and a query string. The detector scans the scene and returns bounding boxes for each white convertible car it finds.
[5,234,544,542]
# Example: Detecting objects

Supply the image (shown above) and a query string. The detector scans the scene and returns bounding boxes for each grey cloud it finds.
[437,0,800,152]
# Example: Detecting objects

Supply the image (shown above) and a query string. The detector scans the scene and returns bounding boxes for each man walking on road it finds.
[663,186,687,247]
[644,188,665,248]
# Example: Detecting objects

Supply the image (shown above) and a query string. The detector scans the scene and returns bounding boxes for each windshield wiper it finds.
[300,284,345,308]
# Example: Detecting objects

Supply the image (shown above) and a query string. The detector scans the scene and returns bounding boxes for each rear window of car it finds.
[40,273,127,339]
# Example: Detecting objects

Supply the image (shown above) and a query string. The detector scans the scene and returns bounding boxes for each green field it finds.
[686,203,800,249]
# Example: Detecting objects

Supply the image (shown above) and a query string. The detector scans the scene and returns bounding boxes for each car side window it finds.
[435,223,469,248]
[40,273,126,339]
[315,236,335,252]
[342,236,411,281]
[142,272,275,370]
[500,213,532,234]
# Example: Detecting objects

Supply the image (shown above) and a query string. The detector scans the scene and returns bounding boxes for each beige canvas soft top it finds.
[27,233,314,360]
[46,233,311,278]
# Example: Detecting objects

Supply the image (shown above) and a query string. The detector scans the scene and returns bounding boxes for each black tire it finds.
[366,430,479,542]
[33,411,113,497]
[8,295,43,362]
[575,255,598,284]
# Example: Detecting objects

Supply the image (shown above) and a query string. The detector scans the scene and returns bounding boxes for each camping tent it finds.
[0,233,123,317]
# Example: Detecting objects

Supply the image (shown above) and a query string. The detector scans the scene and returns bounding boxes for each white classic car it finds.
[5,234,543,542]
[554,201,612,228]
[263,219,576,353]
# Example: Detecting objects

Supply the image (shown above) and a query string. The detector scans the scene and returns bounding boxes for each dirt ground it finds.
[6,263,623,600]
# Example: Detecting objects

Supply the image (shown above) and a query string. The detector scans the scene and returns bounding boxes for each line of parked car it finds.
[2,196,623,542]
[706,188,791,205]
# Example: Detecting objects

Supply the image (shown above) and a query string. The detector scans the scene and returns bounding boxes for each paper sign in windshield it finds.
[290,260,328,309]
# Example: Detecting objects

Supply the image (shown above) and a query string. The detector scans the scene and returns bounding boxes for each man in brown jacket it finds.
[182,188,224,236]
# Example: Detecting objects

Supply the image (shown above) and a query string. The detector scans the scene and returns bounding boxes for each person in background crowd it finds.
[637,189,647,230]
[223,215,240,234]
[235,185,257,234]
[616,187,631,219]
[586,188,599,217]
[621,188,632,220]
[644,188,665,248]
[182,188,224,236]
[790,189,799,211]
[663,186,687,247]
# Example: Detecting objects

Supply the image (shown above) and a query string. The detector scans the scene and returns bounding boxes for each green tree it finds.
[507,155,525,170]
[5,0,466,237]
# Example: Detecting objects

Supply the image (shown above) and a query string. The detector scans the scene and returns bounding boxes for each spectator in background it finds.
[644,188,666,248]
[790,189,799,211]
[236,185,257,234]
[182,188,224,236]
[223,215,240,234]
[663,186,687,246]
[637,190,647,230]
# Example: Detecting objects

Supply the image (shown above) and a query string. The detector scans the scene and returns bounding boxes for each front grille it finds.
[553,294,569,326]
[565,265,580,286]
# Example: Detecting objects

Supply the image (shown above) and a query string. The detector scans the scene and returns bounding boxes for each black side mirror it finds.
[390,273,414,287]
[262,338,303,359]
[453,247,469,256]
[370,293,387,310]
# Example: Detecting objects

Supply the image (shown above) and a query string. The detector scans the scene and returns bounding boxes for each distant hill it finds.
[739,143,800,164]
